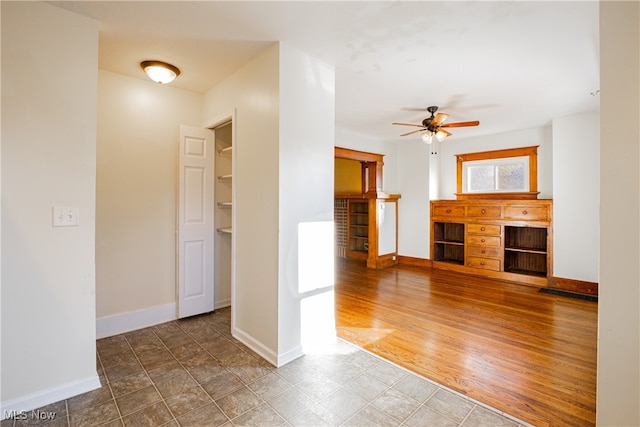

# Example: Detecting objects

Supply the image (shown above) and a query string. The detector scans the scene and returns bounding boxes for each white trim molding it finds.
[96,303,177,339]
[231,326,304,368]
[1,375,100,421]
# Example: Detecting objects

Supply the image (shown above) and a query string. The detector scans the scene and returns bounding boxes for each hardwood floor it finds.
[334,259,598,427]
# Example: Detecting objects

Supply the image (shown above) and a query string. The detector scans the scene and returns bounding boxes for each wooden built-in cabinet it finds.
[335,146,401,269]
[431,199,552,286]
[345,195,401,269]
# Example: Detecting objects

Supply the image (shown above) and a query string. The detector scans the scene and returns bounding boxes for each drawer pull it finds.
[481,209,486,214]
[481,250,486,254]
[522,210,528,215]
[480,262,485,265]
[446,209,452,213]
[481,239,485,243]
[480,227,486,231]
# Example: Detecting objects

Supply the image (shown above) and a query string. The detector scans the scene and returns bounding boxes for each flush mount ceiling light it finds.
[140,60,180,84]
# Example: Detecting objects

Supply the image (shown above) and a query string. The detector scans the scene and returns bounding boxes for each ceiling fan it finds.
[392,106,479,144]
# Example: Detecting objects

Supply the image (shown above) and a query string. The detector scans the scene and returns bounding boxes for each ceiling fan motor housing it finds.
[422,106,439,130]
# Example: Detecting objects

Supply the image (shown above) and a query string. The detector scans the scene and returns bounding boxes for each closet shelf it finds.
[218,146,232,156]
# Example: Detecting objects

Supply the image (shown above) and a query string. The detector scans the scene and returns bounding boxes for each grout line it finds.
[172,323,231,424]
[94,350,121,427]
[119,328,177,426]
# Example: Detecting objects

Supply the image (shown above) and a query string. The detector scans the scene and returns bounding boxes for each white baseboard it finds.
[96,303,177,339]
[231,326,304,368]
[232,326,278,366]
[0,375,100,421]
[277,345,305,367]
[215,298,231,310]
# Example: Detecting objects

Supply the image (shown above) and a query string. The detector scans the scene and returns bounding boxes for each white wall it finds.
[436,127,553,199]
[202,43,336,366]
[202,44,281,361]
[278,44,335,362]
[396,141,431,259]
[96,71,202,327]
[1,1,100,412]
[597,2,640,425]
[552,112,599,282]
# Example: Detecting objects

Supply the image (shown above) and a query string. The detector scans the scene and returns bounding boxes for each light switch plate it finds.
[52,206,79,227]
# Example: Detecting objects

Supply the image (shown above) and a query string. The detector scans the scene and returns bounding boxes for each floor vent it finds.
[539,288,598,302]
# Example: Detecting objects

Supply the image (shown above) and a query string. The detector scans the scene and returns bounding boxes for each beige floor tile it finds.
[214,386,262,419]
[115,385,162,416]
[109,372,153,398]
[23,308,530,427]
[164,387,211,418]
[121,401,172,427]
[68,400,119,427]
[67,385,112,413]
[175,402,228,427]
[154,371,199,399]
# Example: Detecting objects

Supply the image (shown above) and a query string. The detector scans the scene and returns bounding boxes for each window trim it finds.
[455,146,539,200]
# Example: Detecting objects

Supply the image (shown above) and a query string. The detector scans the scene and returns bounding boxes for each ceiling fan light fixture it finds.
[421,131,433,144]
[140,60,180,84]
[435,129,448,142]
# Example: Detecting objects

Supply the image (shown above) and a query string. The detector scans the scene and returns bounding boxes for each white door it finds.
[177,125,215,318]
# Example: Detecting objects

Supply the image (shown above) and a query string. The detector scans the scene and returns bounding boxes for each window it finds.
[464,156,529,193]
[456,146,538,199]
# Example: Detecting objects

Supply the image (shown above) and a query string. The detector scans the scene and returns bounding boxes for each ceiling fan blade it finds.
[400,128,426,137]
[392,122,424,127]
[437,128,452,137]
[440,120,480,128]
[432,113,449,126]
[400,107,431,112]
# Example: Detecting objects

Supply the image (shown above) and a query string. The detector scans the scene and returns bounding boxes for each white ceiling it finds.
[52,1,600,141]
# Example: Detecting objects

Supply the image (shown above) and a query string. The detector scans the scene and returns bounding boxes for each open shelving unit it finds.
[347,200,369,256]
[214,121,233,309]
[504,226,548,277]
[433,222,465,265]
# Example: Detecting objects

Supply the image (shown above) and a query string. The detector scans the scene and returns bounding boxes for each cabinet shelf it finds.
[434,239,464,246]
[436,258,465,266]
[504,267,546,277]
[505,246,547,254]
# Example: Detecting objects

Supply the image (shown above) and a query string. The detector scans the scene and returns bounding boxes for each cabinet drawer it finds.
[466,206,501,218]
[467,257,501,271]
[467,246,501,258]
[432,205,465,217]
[504,205,549,221]
[466,235,501,247]
[467,224,501,236]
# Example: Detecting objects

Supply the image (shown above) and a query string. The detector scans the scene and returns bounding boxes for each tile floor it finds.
[1,308,529,427]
